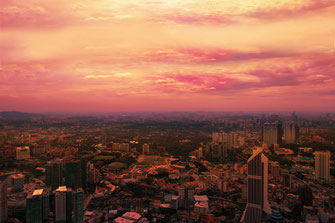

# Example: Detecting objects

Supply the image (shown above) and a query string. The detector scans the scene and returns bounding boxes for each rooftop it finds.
[56,186,67,192]
[33,189,43,196]
[122,212,141,220]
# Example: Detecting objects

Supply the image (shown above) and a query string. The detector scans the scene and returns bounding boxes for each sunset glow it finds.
[1,0,335,112]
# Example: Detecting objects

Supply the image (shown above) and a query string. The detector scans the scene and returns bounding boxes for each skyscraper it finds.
[315,150,331,181]
[241,148,271,223]
[65,160,82,189]
[271,163,280,179]
[142,143,150,154]
[46,160,63,190]
[0,175,8,223]
[298,185,313,206]
[16,146,31,160]
[55,186,67,223]
[42,191,50,222]
[283,122,299,144]
[89,164,100,184]
[101,130,107,147]
[178,186,195,205]
[282,174,291,188]
[66,188,73,223]
[261,123,283,146]
[81,157,88,191]
[73,188,85,223]
[206,142,227,159]
[26,189,43,223]
[121,143,130,152]
[211,132,239,150]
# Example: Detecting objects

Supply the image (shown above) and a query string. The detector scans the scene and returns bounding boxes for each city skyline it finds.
[0,111,334,222]
[1,0,335,112]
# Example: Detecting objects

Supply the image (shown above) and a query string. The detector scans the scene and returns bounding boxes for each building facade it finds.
[261,123,283,146]
[315,150,331,181]
[241,148,271,223]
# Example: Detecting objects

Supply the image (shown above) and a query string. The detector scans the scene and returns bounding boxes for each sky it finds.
[1,0,335,113]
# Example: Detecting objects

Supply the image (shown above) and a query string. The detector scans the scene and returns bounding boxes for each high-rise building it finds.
[171,196,179,210]
[101,130,107,146]
[187,186,195,203]
[73,188,85,223]
[298,185,313,206]
[65,160,82,189]
[178,186,195,205]
[239,136,246,147]
[112,143,121,151]
[55,186,67,223]
[178,186,185,201]
[66,188,73,223]
[261,123,283,146]
[142,143,150,154]
[89,165,100,184]
[271,163,280,179]
[46,160,63,190]
[329,193,335,207]
[10,173,25,191]
[282,174,291,188]
[81,157,88,191]
[217,178,228,193]
[205,142,227,159]
[211,132,220,143]
[121,143,130,152]
[283,122,299,144]
[197,147,204,159]
[211,132,239,149]
[241,148,271,223]
[42,191,50,222]
[32,145,47,156]
[16,146,31,160]
[0,175,8,223]
[26,189,43,223]
[315,150,330,181]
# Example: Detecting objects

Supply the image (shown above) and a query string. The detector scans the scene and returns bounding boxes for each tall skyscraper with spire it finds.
[241,148,271,223]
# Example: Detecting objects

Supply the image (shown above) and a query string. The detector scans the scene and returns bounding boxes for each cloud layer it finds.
[1,0,335,112]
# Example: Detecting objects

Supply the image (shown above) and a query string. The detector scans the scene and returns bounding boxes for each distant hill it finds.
[0,111,40,120]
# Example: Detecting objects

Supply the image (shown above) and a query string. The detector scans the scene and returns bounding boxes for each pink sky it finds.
[1,0,335,112]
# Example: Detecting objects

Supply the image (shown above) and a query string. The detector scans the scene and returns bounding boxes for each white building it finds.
[16,146,30,160]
